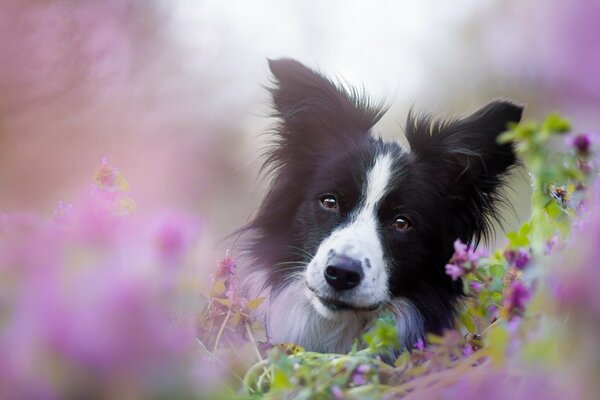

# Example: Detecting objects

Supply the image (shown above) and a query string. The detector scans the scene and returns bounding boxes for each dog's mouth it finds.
[317,296,381,312]
[306,284,382,313]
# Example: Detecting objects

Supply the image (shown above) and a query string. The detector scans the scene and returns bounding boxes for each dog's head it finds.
[247,59,522,329]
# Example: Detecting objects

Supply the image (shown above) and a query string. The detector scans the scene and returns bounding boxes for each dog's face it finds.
[248,59,521,330]
[300,145,432,319]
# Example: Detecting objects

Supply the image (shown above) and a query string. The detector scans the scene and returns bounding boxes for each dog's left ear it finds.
[406,100,522,185]
[405,100,523,241]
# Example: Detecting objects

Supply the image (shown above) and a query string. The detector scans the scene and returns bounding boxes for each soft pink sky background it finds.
[0,0,598,253]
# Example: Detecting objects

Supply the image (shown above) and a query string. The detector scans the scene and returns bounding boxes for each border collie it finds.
[240,58,522,354]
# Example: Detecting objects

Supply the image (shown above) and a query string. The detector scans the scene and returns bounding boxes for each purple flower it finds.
[351,364,371,386]
[488,304,499,320]
[463,344,473,356]
[355,364,370,374]
[569,133,592,154]
[331,385,344,400]
[504,248,531,270]
[504,281,531,318]
[445,263,463,281]
[447,240,485,278]
[451,239,474,264]
[216,250,236,278]
[352,372,367,386]
[415,338,426,351]
[469,281,483,293]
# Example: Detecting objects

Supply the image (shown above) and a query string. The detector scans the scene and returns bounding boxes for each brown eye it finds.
[392,215,412,231]
[320,194,338,210]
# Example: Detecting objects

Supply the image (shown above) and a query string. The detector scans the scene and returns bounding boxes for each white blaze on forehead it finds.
[359,153,394,217]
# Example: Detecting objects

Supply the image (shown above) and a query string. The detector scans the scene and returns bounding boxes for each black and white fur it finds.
[239,58,522,354]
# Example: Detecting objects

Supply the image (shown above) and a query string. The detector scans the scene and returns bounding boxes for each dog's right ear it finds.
[267,58,385,151]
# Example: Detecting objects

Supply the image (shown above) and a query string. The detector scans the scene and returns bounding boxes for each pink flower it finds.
[504,281,531,318]
[351,364,370,386]
[446,240,485,280]
[445,263,463,281]
[463,344,474,356]
[451,239,474,264]
[331,385,344,399]
[469,281,483,293]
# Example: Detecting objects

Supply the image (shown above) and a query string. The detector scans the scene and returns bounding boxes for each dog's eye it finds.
[392,215,412,231]
[320,194,338,210]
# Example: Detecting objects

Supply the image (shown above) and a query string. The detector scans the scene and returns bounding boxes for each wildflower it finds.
[92,157,129,192]
[216,250,236,279]
[488,304,499,321]
[331,385,344,400]
[445,240,485,280]
[463,343,473,357]
[469,281,483,293]
[415,338,426,351]
[504,281,531,319]
[351,364,370,386]
[504,248,530,270]
[445,263,463,281]
[93,156,117,188]
[450,239,478,264]
[569,132,591,154]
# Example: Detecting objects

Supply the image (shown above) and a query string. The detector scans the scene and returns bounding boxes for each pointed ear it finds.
[406,100,523,186]
[267,58,385,145]
[405,100,523,243]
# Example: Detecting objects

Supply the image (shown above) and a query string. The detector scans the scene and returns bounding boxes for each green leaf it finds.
[542,113,571,134]
[545,200,563,219]
[363,313,400,354]
[489,264,505,279]
[459,310,477,333]
[394,350,410,367]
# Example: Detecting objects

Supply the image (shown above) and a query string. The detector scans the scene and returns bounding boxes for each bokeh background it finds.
[1,0,599,257]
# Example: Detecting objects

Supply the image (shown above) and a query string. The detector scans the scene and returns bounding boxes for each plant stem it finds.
[212,309,232,352]
[245,321,264,362]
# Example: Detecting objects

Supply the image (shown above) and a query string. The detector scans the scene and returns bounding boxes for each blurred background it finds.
[1,0,598,257]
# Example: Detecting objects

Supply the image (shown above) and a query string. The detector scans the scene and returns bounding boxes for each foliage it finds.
[0,115,598,399]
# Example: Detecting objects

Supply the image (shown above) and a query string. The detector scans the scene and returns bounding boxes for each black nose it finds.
[324,255,363,291]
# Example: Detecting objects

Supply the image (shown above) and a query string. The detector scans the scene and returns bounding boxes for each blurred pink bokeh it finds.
[0,0,598,254]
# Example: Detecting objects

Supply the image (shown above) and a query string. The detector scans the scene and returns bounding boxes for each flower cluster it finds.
[444,240,485,281]
[0,158,205,399]
[198,252,267,353]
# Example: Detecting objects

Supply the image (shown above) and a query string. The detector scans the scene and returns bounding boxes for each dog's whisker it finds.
[273,261,307,267]
[285,245,315,259]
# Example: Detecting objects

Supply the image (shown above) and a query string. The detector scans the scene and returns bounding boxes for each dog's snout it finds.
[324,255,363,291]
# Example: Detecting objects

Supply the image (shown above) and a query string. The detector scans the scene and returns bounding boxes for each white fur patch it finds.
[243,272,423,353]
[305,153,394,313]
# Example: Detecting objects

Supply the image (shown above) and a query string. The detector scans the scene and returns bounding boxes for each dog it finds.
[239,58,522,354]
